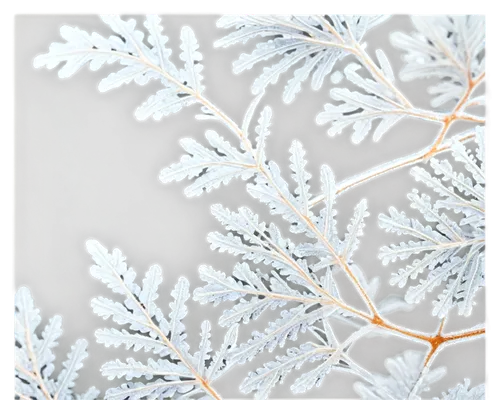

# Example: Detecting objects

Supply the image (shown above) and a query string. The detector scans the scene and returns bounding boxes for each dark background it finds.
[15,15,485,398]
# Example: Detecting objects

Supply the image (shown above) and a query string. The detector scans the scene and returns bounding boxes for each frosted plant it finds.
[14,287,99,400]
[214,15,389,103]
[20,13,486,399]
[353,350,447,400]
[391,16,485,109]
[85,240,238,399]
[379,129,485,318]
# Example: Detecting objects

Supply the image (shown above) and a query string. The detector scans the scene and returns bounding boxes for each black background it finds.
[14,14,485,398]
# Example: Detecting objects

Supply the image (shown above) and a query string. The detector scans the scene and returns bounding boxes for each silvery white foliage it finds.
[215,15,389,102]
[161,103,272,196]
[206,204,312,288]
[316,61,407,143]
[196,221,409,327]
[159,130,256,196]
[247,147,372,271]
[342,263,415,326]
[193,138,406,293]
[14,287,99,400]
[379,131,485,318]
[240,342,333,398]
[391,16,485,108]
[194,263,292,327]
[34,15,205,121]
[165,115,344,240]
[30,14,486,400]
[434,380,485,400]
[354,350,446,400]
[240,323,379,397]
[86,239,238,399]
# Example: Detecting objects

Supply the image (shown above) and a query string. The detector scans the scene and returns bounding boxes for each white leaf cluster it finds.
[238,321,375,397]
[391,16,485,108]
[27,13,486,400]
[354,350,446,400]
[191,137,416,396]
[159,130,256,197]
[434,380,485,400]
[34,15,205,121]
[15,287,100,400]
[379,130,485,317]
[215,15,388,103]
[317,61,406,143]
[86,239,238,399]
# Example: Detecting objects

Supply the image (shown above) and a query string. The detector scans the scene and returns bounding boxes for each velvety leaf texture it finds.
[25,13,486,400]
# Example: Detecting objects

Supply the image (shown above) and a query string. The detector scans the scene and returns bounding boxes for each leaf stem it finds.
[64,37,485,364]
[107,261,222,399]
[20,314,54,400]
[352,43,413,108]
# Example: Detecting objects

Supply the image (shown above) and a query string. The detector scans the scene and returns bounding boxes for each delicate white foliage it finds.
[317,63,406,143]
[86,239,238,399]
[14,287,99,400]
[354,350,446,400]
[434,380,485,400]
[34,15,206,122]
[237,319,381,398]
[255,106,272,166]
[159,130,256,196]
[179,26,205,93]
[350,263,415,322]
[240,343,332,397]
[159,99,278,197]
[30,14,486,400]
[215,15,389,102]
[379,132,485,317]
[391,16,485,108]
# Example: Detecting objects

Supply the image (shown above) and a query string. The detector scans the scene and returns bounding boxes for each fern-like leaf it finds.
[353,350,446,400]
[34,15,206,121]
[240,343,331,397]
[433,379,485,400]
[86,239,237,399]
[230,304,337,365]
[391,16,485,109]
[379,133,485,317]
[215,15,389,102]
[14,287,99,400]
[159,130,256,197]
[317,62,406,143]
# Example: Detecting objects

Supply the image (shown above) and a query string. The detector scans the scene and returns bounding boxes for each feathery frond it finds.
[354,350,446,400]
[316,62,408,143]
[34,15,205,121]
[215,15,389,103]
[379,131,485,317]
[391,16,485,109]
[14,287,99,400]
[86,239,237,399]
[30,13,486,400]
[159,130,256,197]
[434,380,485,400]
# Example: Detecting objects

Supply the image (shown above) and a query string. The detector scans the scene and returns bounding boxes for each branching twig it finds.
[118,42,486,349]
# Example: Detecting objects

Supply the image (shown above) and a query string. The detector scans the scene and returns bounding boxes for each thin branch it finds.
[408,344,445,399]
[15,392,33,400]
[308,129,477,207]
[143,56,485,348]
[48,29,486,356]
[309,69,485,207]
[143,49,486,356]
[352,43,413,108]
[108,259,222,400]
[21,312,54,400]
[428,73,484,154]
